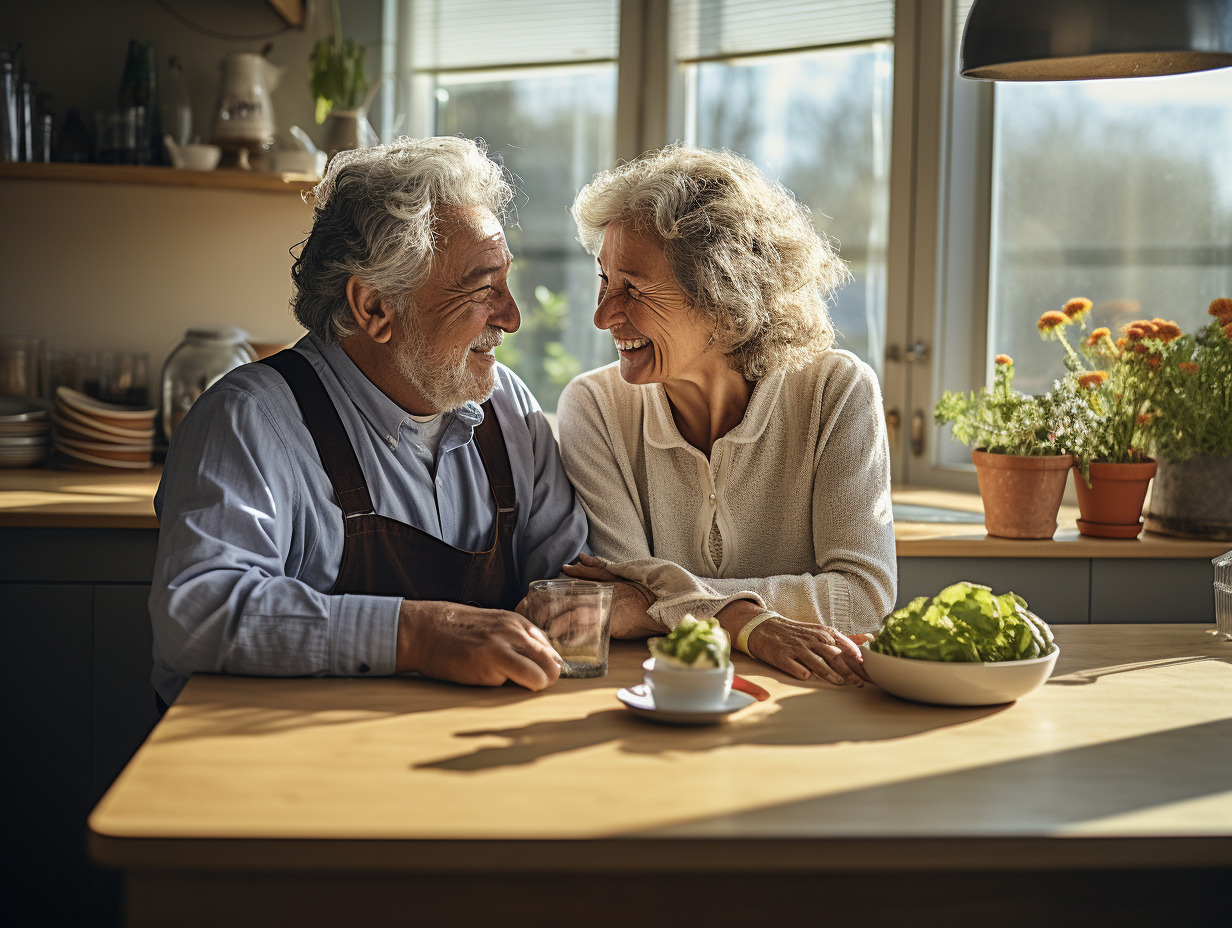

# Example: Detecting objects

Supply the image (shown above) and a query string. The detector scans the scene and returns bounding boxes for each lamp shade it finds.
[960,0,1232,80]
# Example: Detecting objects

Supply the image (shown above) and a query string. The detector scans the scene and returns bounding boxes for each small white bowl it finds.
[861,643,1059,706]
[174,143,221,171]
[643,657,734,712]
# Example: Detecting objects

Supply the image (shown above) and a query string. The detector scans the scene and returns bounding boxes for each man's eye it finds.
[625,282,641,298]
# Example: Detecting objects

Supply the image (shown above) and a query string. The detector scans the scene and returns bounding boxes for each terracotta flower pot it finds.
[971,449,1073,539]
[1073,460,1157,539]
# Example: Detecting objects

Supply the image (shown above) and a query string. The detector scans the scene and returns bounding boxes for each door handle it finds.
[911,409,926,457]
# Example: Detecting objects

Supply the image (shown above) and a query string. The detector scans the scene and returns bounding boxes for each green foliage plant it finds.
[1036,297,1232,478]
[1149,299,1232,464]
[934,354,1093,457]
[310,1,370,125]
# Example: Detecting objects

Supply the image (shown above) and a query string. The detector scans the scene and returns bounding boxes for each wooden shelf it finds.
[0,161,317,194]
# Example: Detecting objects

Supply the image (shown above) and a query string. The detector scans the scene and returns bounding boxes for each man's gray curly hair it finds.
[291,136,515,341]
[571,144,849,380]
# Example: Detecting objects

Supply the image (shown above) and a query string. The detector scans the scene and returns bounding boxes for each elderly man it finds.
[149,137,588,707]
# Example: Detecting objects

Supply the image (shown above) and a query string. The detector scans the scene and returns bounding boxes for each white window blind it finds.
[408,0,619,71]
[672,0,894,62]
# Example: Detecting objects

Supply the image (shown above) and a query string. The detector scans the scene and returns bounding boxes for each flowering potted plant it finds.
[1038,298,1184,538]
[935,355,1094,539]
[1143,298,1232,541]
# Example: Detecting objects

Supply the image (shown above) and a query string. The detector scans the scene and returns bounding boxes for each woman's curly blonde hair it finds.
[571,144,848,380]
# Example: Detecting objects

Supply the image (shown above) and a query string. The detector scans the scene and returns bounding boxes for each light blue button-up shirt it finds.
[149,335,588,703]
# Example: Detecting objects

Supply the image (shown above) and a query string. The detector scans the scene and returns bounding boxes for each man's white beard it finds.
[395,310,502,412]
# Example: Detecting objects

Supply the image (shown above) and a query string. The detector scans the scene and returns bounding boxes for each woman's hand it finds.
[561,553,661,638]
[720,602,869,686]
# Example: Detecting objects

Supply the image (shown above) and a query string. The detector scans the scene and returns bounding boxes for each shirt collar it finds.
[310,335,485,451]
[643,368,785,450]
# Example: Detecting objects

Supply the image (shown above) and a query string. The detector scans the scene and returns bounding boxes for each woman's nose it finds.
[594,291,619,331]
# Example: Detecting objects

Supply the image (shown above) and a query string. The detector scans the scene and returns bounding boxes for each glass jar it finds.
[160,327,255,440]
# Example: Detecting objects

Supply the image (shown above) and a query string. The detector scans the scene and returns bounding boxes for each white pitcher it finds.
[210,52,284,149]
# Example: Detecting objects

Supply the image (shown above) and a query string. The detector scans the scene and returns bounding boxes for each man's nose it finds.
[490,290,520,334]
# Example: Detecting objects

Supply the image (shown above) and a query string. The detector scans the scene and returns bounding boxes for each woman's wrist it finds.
[715,600,773,655]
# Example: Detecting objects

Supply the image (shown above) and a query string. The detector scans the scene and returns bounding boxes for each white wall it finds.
[0,177,313,389]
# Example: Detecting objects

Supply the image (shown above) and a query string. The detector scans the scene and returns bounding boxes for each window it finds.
[988,72,1232,398]
[374,0,1232,487]
[392,0,621,411]
[674,0,895,372]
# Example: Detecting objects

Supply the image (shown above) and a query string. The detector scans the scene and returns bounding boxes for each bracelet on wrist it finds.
[735,609,777,657]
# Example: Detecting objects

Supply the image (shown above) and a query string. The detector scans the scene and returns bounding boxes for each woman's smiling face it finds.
[594,222,715,385]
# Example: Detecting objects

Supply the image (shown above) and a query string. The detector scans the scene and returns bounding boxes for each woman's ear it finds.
[345,276,394,344]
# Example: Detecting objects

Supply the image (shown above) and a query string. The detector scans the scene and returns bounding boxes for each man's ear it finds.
[345,277,394,344]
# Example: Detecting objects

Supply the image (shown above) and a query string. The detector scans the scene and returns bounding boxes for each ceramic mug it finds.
[643,657,733,711]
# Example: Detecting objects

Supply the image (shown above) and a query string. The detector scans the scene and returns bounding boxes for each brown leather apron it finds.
[262,349,521,610]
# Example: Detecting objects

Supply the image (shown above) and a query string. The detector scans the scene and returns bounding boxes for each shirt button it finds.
[709,493,716,501]
[358,662,370,674]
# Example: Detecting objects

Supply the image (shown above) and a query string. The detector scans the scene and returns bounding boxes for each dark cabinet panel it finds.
[897,557,1090,623]
[1091,559,1216,624]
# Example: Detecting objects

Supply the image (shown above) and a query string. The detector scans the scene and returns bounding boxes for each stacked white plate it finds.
[52,386,156,470]
[0,396,51,468]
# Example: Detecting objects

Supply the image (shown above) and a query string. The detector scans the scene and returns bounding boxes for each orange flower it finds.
[1116,337,1129,349]
[1179,362,1200,374]
[1145,357,1161,369]
[1132,342,1149,355]
[994,353,1013,366]
[1137,412,1153,425]
[1209,297,1232,322]
[1123,323,1147,341]
[1063,297,1092,321]
[1136,320,1159,338]
[1038,311,1068,333]
[1077,371,1108,388]
[1085,327,1111,347]
[1154,321,1182,342]
[1224,322,1232,340]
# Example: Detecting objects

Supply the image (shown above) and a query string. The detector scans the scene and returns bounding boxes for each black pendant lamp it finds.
[960,0,1232,80]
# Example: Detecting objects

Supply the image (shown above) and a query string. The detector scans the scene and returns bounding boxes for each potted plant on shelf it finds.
[1143,298,1232,541]
[1037,298,1179,539]
[310,0,380,156]
[935,354,1092,539]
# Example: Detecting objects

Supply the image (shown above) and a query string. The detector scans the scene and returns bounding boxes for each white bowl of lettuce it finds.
[862,582,1059,706]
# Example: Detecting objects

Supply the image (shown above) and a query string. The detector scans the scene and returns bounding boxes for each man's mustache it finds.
[470,327,504,351]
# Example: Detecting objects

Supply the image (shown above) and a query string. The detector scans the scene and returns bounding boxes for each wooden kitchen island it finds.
[90,625,1231,927]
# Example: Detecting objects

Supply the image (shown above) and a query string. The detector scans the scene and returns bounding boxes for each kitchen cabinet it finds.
[0,528,158,928]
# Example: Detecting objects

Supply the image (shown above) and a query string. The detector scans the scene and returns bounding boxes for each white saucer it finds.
[616,684,756,725]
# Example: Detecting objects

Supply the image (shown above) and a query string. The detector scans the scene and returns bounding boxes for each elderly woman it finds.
[557,145,896,686]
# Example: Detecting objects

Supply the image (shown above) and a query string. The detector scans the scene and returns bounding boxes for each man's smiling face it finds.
[393,206,520,412]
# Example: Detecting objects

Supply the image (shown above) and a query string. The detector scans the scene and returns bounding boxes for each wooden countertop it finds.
[0,467,1226,558]
[90,626,1232,873]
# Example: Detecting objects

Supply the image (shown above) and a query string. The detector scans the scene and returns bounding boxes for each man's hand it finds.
[561,553,660,638]
[396,600,562,691]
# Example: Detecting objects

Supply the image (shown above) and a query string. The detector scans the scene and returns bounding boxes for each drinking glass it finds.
[525,580,613,678]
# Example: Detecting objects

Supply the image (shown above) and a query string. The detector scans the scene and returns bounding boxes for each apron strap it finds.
[473,400,520,599]
[261,349,375,518]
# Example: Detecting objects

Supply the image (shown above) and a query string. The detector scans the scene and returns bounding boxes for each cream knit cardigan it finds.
[557,349,897,635]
